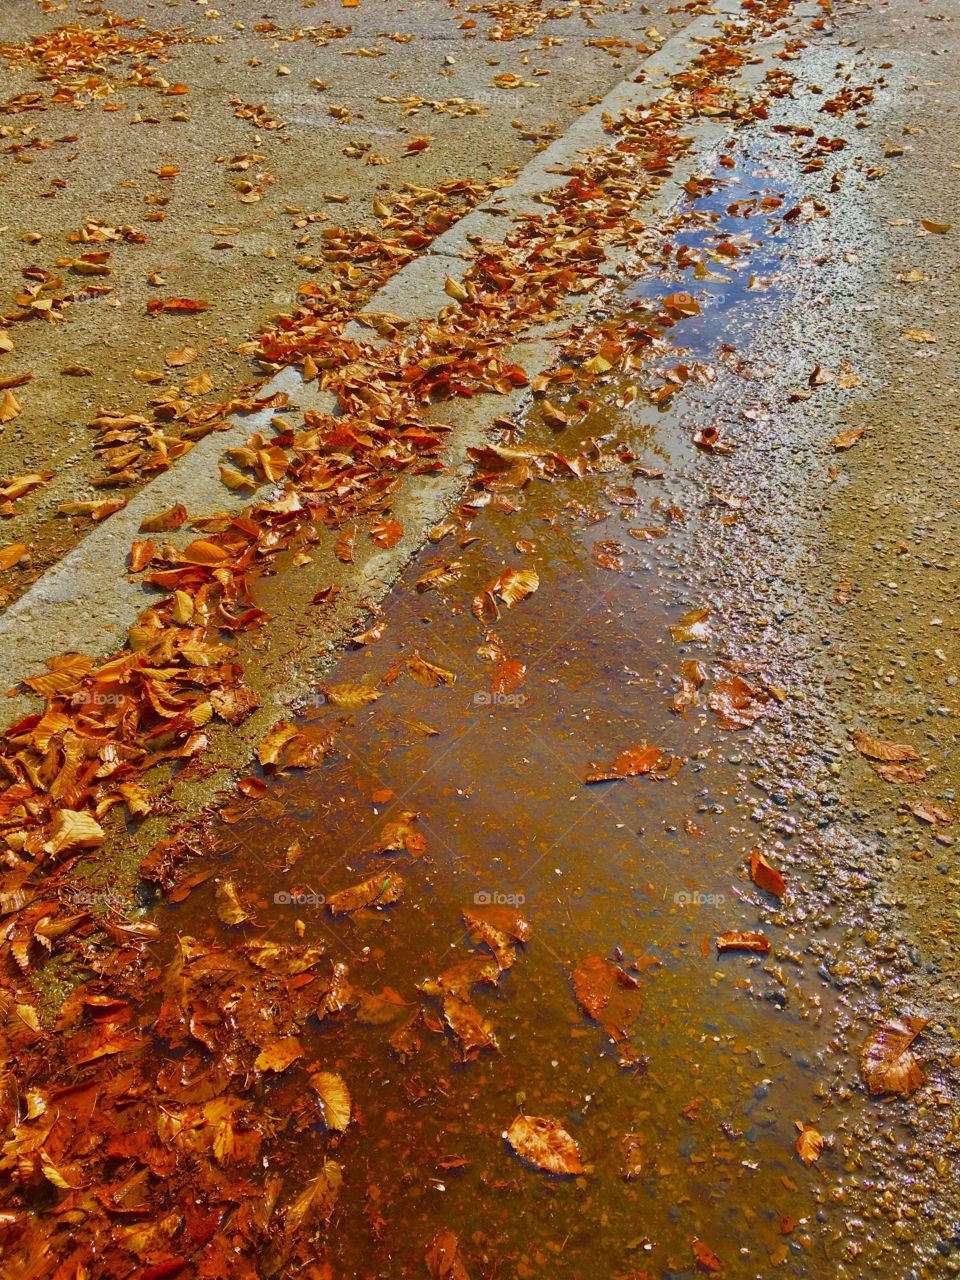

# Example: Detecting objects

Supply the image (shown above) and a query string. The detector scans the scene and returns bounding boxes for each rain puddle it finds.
[151,147,898,1277]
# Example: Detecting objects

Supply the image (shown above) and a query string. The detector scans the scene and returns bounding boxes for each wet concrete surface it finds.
[155,64,959,1276]
[3,0,960,1275]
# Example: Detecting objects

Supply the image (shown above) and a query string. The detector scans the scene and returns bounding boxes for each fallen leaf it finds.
[693,1238,721,1272]
[309,1070,351,1130]
[716,931,770,955]
[749,848,786,897]
[709,676,769,729]
[851,729,919,763]
[0,389,22,423]
[505,1115,584,1176]
[216,879,251,926]
[861,1015,929,1096]
[795,1123,824,1165]
[670,608,711,644]
[0,542,28,570]
[584,744,669,784]
[139,503,187,532]
[326,871,403,915]
[165,345,197,367]
[832,426,865,451]
[324,682,381,709]
[426,1230,470,1280]
[255,1036,303,1074]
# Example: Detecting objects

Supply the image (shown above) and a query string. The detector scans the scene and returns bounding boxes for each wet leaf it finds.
[505,1115,584,1176]
[426,1229,470,1280]
[861,1015,928,1096]
[716,931,770,955]
[672,659,705,714]
[749,848,786,897]
[310,1070,351,1130]
[326,871,404,915]
[216,879,251,926]
[407,651,455,687]
[708,676,769,729]
[584,744,671,784]
[324,682,381,709]
[489,567,539,607]
[255,1036,303,1073]
[670,608,711,644]
[851,729,919,763]
[370,517,403,548]
[795,1123,824,1166]
[693,1239,721,1272]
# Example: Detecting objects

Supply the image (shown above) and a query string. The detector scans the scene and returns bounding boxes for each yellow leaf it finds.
[310,1070,352,1130]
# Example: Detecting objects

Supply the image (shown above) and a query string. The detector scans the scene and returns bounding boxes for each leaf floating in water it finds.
[310,1070,352,1131]
[426,1230,470,1280]
[693,1238,722,1272]
[749,848,786,897]
[670,607,711,644]
[323,682,382,709]
[860,1015,929,1096]
[505,1115,584,1176]
[716,931,770,955]
[215,879,251,927]
[572,955,643,1063]
[584,743,677,784]
[708,676,769,729]
[326,871,404,916]
[795,1122,824,1166]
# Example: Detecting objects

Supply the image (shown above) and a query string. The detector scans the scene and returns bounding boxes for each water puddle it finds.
[149,145,897,1276]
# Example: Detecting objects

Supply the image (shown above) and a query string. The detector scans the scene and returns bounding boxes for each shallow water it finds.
[140,141,947,1279]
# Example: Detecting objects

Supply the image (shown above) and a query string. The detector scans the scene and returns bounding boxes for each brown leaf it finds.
[324,682,381,709]
[709,676,769,729]
[749,848,786,897]
[165,345,198,367]
[584,743,670,784]
[255,1036,303,1073]
[861,1015,928,1096]
[795,1123,824,1165]
[326,871,403,916]
[670,608,711,644]
[0,542,28,570]
[426,1230,470,1280]
[139,503,187,533]
[370,517,403,548]
[832,426,865,451]
[309,1070,351,1130]
[505,1115,584,1176]
[693,1239,721,1272]
[851,729,919,763]
[216,879,251,926]
[0,388,22,423]
[45,810,104,856]
[716,931,770,955]
[489,567,539,607]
